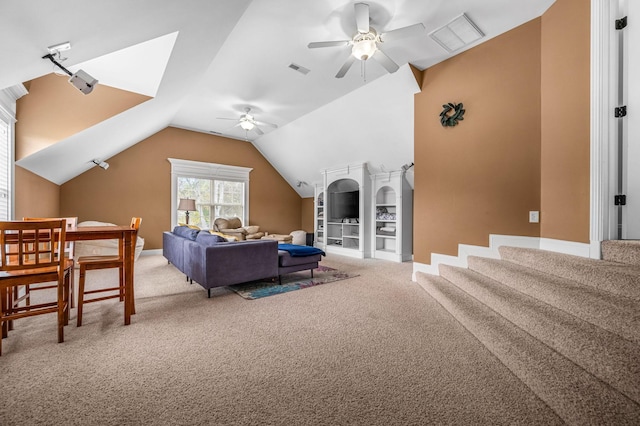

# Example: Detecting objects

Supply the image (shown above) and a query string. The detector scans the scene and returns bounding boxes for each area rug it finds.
[228,265,358,300]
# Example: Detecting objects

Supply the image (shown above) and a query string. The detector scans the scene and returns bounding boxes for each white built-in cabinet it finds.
[371,171,413,262]
[315,163,371,258]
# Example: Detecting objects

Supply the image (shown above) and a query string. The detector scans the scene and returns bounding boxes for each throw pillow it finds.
[173,225,200,240]
[244,225,260,234]
[196,232,227,247]
[208,230,238,242]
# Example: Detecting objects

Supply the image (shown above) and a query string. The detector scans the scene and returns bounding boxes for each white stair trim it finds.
[412,235,590,280]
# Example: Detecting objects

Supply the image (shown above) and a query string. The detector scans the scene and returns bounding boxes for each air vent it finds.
[209,130,222,135]
[288,63,310,75]
[429,13,484,53]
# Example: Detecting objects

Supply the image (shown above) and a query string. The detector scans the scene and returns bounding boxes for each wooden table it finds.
[66,225,137,325]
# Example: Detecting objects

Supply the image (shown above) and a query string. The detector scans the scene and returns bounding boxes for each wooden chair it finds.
[76,217,141,326]
[0,219,71,356]
[22,217,77,307]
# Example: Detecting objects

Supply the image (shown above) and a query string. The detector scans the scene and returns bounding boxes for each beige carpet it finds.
[418,243,640,425]
[0,254,561,425]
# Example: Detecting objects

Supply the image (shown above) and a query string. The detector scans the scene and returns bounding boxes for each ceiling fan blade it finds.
[373,49,399,74]
[254,120,278,129]
[335,56,357,78]
[308,40,350,48]
[354,3,370,33]
[253,126,264,136]
[216,117,239,121]
[380,23,425,43]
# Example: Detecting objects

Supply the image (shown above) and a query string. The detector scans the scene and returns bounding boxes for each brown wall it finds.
[414,19,543,263]
[59,127,302,249]
[16,74,149,160]
[413,0,591,264]
[540,0,590,242]
[15,166,60,219]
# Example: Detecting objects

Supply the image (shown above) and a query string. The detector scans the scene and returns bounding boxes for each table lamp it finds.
[178,198,197,224]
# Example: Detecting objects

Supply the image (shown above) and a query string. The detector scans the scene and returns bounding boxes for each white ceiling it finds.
[2,0,555,198]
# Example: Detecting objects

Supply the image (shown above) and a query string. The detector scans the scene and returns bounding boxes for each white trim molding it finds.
[590,0,618,259]
[412,235,590,280]
[168,158,253,227]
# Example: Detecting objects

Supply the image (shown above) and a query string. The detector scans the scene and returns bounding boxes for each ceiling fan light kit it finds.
[217,107,277,138]
[308,2,425,79]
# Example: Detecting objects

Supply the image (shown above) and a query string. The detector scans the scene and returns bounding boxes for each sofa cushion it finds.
[196,232,227,247]
[173,225,200,240]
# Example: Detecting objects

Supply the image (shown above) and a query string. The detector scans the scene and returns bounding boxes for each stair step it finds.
[439,264,640,404]
[498,246,640,301]
[467,256,640,344]
[416,272,640,424]
[602,240,640,266]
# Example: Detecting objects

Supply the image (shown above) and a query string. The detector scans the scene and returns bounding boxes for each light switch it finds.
[529,211,540,223]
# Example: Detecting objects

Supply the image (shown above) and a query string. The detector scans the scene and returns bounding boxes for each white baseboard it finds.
[141,249,162,256]
[412,235,590,281]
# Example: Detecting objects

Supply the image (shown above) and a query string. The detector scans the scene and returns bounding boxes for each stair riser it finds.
[467,257,640,345]
[417,273,640,424]
[498,247,640,301]
[439,265,640,404]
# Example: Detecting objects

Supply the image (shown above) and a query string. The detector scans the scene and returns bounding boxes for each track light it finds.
[42,42,98,95]
[92,159,109,170]
[401,162,414,172]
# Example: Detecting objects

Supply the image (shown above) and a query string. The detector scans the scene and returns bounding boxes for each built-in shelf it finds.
[371,171,413,262]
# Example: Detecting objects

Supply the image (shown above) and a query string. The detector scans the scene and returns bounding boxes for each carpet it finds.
[228,265,358,300]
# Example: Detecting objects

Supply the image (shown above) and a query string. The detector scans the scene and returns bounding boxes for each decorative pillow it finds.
[208,230,238,242]
[178,222,200,230]
[226,217,243,229]
[244,225,260,234]
[196,232,227,247]
[173,225,199,240]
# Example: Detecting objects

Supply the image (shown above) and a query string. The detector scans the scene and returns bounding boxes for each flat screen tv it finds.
[330,190,359,220]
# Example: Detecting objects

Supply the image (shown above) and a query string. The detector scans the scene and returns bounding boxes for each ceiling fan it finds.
[308,2,425,78]
[216,107,278,136]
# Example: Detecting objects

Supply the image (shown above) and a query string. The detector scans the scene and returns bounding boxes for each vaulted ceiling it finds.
[1,0,555,197]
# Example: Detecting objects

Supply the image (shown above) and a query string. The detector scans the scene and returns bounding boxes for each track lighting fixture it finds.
[92,159,109,170]
[401,162,414,172]
[42,41,98,95]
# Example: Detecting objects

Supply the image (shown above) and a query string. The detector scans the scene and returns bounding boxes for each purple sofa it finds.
[163,227,322,297]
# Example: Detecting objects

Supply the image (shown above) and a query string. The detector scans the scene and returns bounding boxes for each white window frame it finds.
[168,158,252,228]
[0,84,27,221]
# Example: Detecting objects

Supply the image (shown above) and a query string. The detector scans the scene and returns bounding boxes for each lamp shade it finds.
[178,198,196,211]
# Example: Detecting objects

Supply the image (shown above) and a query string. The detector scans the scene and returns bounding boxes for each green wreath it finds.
[439,102,465,127]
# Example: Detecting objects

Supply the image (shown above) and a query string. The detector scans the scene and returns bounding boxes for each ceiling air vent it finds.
[429,13,484,53]
[288,63,310,75]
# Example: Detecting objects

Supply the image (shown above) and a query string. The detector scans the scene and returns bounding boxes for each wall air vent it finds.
[288,63,310,75]
[429,13,484,53]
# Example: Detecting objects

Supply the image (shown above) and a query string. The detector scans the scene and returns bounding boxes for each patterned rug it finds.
[228,265,358,300]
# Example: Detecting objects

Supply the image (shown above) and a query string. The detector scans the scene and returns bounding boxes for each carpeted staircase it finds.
[416,240,640,425]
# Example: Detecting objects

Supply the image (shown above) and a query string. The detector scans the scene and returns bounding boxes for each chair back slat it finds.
[0,220,66,272]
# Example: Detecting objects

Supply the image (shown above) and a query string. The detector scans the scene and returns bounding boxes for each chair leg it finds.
[77,266,86,327]
[57,276,64,343]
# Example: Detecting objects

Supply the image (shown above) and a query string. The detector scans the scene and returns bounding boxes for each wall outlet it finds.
[529,211,540,223]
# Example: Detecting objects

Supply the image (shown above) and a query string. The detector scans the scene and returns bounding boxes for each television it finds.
[330,190,359,220]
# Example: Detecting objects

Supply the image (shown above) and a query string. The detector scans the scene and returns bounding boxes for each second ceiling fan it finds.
[217,107,278,136]
[308,2,425,78]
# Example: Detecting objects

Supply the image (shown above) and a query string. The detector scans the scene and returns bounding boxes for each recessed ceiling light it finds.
[429,13,484,53]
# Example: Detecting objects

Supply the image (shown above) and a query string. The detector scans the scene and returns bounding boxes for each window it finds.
[177,177,244,228]
[169,158,252,229]
[0,117,10,220]
[0,85,24,221]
